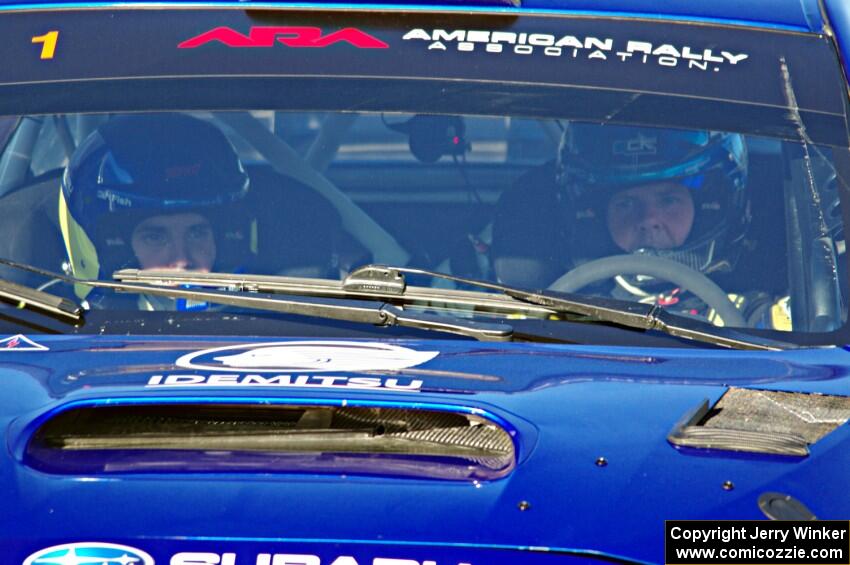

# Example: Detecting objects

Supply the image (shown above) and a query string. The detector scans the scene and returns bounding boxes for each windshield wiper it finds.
[114,267,558,317]
[0,259,511,342]
[113,264,792,350]
[368,266,796,351]
[345,266,793,351]
[0,276,81,322]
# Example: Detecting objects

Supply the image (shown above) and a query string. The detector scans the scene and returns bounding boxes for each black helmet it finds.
[557,122,749,273]
[59,113,251,297]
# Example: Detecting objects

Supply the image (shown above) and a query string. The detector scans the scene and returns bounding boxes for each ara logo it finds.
[175,341,439,373]
[178,26,389,49]
[23,542,154,565]
[0,334,48,351]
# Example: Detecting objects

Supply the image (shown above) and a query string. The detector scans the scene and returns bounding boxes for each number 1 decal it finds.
[32,30,59,60]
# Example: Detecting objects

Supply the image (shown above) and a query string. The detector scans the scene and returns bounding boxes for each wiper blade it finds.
[345,266,791,350]
[115,267,558,317]
[0,276,81,322]
[113,264,792,350]
[0,259,510,342]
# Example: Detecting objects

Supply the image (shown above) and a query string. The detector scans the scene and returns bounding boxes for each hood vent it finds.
[26,403,515,479]
[668,387,850,456]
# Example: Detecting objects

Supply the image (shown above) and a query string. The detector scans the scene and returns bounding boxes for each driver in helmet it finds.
[558,123,749,270]
[59,113,252,310]
[493,123,787,328]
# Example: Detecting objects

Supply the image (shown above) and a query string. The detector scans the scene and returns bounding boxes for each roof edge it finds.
[0,1,818,34]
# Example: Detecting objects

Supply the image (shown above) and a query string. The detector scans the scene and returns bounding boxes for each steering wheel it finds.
[547,254,747,328]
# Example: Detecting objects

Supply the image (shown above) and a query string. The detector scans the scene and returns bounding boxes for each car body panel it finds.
[0,0,825,34]
[823,0,850,87]
[3,337,850,562]
[1,0,850,563]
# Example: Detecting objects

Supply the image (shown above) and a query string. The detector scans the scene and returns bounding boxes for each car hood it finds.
[4,335,850,564]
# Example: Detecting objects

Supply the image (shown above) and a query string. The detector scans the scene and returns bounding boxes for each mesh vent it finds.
[668,387,850,456]
[27,403,516,479]
[704,387,850,443]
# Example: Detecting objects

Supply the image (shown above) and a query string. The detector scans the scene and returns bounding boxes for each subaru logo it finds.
[23,542,154,565]
[175,340,439,373]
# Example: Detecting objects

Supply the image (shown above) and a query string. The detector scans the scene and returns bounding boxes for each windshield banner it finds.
[0,8,844,116]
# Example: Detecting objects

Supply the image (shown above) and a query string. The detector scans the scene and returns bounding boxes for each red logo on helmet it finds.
[178,27,389,49]
[165,163,201,180]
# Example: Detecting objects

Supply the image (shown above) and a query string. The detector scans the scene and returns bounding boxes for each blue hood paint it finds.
[2,336,850,563]
[0,0,846,561]
[0,0,827,33]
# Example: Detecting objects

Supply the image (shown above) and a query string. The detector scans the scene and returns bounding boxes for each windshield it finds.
[0,7,847,346]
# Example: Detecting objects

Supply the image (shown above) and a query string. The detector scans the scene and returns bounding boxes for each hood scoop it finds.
[25,403,516,479]
[668,387,850,456]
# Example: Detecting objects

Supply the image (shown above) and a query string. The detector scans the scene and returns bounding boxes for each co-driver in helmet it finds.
[59,113,252,310]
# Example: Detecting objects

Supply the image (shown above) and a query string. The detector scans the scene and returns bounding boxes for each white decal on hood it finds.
[24,542,154,565]
[175,341,439,373]
[146,373,423,391]
[0,334,48,351]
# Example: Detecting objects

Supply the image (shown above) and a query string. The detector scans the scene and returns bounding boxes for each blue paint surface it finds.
[0,0,824,32]
[2,0,850,562]
[2,336,850,563]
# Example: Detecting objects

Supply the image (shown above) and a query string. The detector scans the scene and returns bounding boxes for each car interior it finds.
[0,110,843,333]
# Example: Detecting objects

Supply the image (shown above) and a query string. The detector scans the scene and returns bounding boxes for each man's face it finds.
[130,212,216,271]
[606,182,695,252]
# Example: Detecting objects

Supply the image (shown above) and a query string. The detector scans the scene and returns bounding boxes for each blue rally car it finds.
[3,0,850,562]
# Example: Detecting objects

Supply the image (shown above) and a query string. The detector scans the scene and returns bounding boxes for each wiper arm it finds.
[543,298,792,351]
[346,266,792,351]
[366,266,794,351]
[0,259,510,342]
[0,276,81,322]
